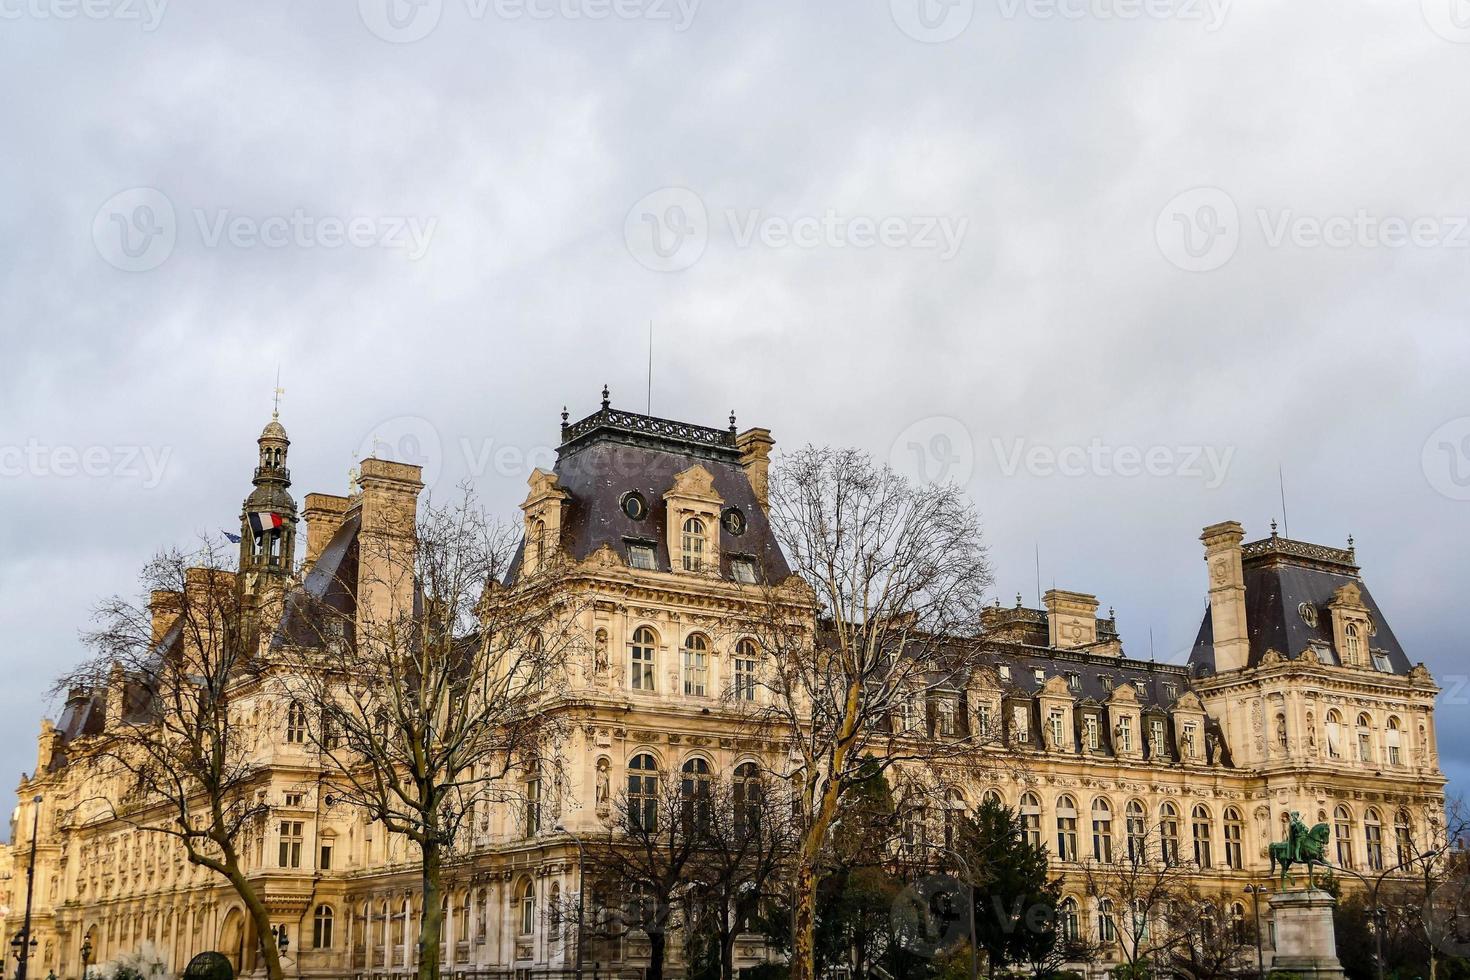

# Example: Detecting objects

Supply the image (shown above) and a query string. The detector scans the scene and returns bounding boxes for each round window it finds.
[721,508,747,536]
[621,492,649,521]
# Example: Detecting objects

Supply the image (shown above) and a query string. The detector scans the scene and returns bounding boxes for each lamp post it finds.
[554,824,586,980]
[920,842,979,980]
[16,795,43,980]
[1244,883,1270,980]
[79,939,92,980]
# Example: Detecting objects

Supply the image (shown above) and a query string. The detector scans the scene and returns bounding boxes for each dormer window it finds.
[1067,672,1081,692]
[730,557,758,584]
[999,665,1012,684]
[1101,675,1115,692]
[1033,668,1046,685]
[621,491,649,521]
[1371,650,1392,673]
[627,542,657,571]
[681,517,707,572]
[1163,682,1179,701]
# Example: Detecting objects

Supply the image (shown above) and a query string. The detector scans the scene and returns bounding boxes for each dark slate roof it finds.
[1188,534,1412,677]
[273,510,361,649]
[509,404,791,584]
[988,645,1193,709]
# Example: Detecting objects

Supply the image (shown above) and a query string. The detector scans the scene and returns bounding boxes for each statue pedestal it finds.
[1269,889,1346,980]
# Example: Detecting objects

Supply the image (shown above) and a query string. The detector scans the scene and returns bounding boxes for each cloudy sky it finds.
[3,0,1468,834]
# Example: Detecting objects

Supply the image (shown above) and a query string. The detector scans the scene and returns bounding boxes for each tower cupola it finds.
[239,410,298,582]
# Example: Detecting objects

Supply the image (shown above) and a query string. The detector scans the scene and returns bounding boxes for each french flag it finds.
[248,512,285,535]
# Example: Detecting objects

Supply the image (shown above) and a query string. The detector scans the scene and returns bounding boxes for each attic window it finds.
[1298,602,1319,627]
[1067,672,1081,692]
[1100,675,1115,691]
[721,508,747,536]
[627,543,657,570]
[1033,668,1046,685]
[620,492,649,521]
[1371,650,1392,673]
[1163,682,1179,701]
[730,557,758,584]
[999,665,1012,683]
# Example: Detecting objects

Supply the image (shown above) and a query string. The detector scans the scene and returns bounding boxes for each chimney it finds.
[736,428,776,508]
[356,458,424,638]
[1201,521,1250,672]
[303,493,353,569]
[149,589,183,643]
[1044,589,1100,649]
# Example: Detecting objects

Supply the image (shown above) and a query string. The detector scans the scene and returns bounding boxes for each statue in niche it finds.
[594,629,609,675]
[595,758,611,814]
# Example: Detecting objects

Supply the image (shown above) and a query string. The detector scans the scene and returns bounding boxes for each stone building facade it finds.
[2,398,1447,980]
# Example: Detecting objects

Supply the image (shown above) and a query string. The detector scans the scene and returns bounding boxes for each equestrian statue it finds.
[1269,811,1333,888]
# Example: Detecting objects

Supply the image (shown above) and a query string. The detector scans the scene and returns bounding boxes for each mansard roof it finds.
[1188,532,1413,677]
[985,643,1193,710]
[510,401,791,584]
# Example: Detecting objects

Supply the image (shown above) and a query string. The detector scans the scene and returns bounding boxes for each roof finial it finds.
[729,410,737,433]
[1270,519,1279,537]
[601,385,610,410]
[561,406,569,424]
[272,366,285,420]
[1015,592,1023,608]
[1347,533,1355,554]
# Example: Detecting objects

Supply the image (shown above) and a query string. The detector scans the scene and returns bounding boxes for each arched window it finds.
[1395,811,1415,867]
[548,882,562,932]
[1231,903,1248,944]
[286,701,307,744]
[1092,798,1114,863]
[518,880,536,936]
[627,753,659,831]
[531,518,547,570]
[982,789,1004,809]
[732,639,760,702]
[682,633,710,697]
[734,762,762,835]
[1098,898,1117,944]
[1335,806,1355,869]
[629,627,658,692]
[1126,800,1148,863]
[1345,623,1362,665]
[1059,898,1080,941]
[1020,793,1042,849]
[1056,795,1079,862]
[313,904,334,949]
[1326,710,1344,759]
[523,762,542,837]
[1386,717,1404,766]
[1193,805,1214,869]
[1160,803,1181,866]
[681,758,713,831]
[1224,807,1245,870]
[1365,808,1385,871]
[1357,714,1375,764]
[681,517,706,572]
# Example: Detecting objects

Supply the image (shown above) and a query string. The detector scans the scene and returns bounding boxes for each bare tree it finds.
[1078,820,1208,979]
[688,770,799,980]
[56,542,287,980]
[737,446,995,980]
[280,491,581,980]
[580,768,708,980]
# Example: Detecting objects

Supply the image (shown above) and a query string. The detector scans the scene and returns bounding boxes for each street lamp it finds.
[554,823,586,980]
[79,939,92,980]
[1244,883,1270,980]
[16,796,43,980]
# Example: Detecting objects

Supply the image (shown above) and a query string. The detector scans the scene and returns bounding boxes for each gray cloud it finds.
[3,0,1468,829]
